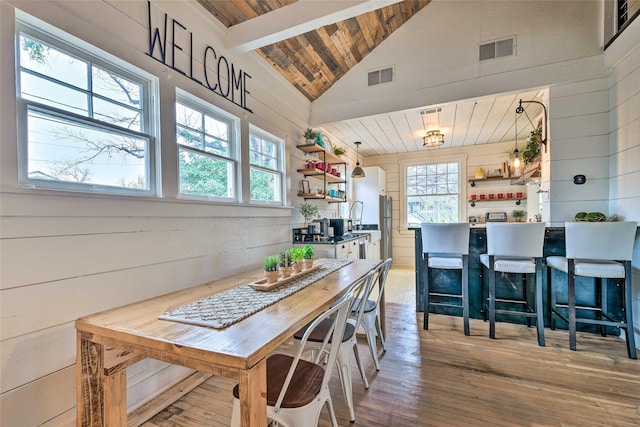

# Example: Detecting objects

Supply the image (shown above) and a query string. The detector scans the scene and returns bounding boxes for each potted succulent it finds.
[512,209,526,222]
[289,247,304,273]
[302,245,315,269]
[299,202,319,227]
[263,255,279,284]
[279,251,293,278]
[303,128,317,144]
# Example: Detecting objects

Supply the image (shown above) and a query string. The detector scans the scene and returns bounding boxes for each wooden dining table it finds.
[75,258,382,427]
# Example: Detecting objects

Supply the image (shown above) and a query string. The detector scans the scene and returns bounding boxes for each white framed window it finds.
[16,22,157,195]
[175,91,238,201]
[249,127,284,204]
[402,157,466,228]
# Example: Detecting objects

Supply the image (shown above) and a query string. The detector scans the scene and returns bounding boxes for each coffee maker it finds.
[312,218,330,238]
[330,218,345,237]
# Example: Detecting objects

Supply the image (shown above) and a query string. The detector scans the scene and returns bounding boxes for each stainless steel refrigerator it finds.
[380,195,392,259]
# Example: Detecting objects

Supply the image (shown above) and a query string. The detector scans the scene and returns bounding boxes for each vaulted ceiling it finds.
[197,0,545,157]
[197,0,429,101]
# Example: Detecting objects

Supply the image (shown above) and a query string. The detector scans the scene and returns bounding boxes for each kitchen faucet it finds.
[349,201,364,230]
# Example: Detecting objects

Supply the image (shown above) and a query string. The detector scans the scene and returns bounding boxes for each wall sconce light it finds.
[516,99,548,153]
[510,110,523,177]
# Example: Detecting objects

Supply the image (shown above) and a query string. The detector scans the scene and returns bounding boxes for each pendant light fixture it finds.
[351,141,365,178]
[510,109,523,177]
[421,108,445,148]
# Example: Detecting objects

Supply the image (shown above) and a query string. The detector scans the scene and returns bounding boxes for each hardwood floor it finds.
[143,269,639,427]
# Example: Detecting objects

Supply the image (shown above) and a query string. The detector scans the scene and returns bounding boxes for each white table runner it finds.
[159,258,352,329]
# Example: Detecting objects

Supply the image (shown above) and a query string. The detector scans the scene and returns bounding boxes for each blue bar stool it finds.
[480,222,546,346]
[546,221,637,359]
[421,223,470,335]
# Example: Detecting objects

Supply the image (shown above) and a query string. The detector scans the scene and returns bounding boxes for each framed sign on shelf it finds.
[300,180,310,194]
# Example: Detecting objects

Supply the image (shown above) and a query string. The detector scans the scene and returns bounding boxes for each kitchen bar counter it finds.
[413,226,625,333]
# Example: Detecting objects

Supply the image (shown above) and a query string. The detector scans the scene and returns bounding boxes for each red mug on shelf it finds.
[497,193,504,199]
[331,167,337,175]
[325,163,332,172]
[507,192,514,199]
[470,194,477,201]
[479,194,486,200]
[516,192,524,198]
[488,194,495,200]
[316,161,324,171]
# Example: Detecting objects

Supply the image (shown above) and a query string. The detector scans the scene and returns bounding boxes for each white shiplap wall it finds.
[363,140,523,267]
[0,1,344,426]
[605,19,640,350]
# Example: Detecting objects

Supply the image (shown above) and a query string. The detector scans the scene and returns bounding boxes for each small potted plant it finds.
[522,127,543,164]
[299,202,319,227]
[289,247,304,273]
[302,245,315,269]
[263,255,279,284]
[512,209,526,222]
[279,251,293,278]
[303,128,316,144]
[333,145,347,157]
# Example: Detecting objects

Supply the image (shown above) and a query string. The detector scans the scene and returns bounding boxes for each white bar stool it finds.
[421,223,470,336]
[480,222,546,346]
[546,221,637,359]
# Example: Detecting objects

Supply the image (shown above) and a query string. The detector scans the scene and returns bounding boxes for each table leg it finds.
[105,370,127,426]
[238,358,268,427]
[76,332,105,426]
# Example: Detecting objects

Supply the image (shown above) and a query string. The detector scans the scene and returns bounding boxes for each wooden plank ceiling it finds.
[197,0,430,101]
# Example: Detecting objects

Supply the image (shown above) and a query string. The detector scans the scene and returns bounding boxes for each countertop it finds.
[293,233,367,245]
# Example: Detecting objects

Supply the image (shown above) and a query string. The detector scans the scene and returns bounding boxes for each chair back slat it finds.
[349,270,377,333]
[421,223,470,255]
[565,221,637,261]
[274,292,352,411]
[486,222,545,258]
[370,258,392,309]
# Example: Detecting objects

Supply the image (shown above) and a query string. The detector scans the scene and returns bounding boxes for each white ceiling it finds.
[317,89,546,158]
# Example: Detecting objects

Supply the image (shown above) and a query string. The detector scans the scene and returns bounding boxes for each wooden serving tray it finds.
[250,264,321,291]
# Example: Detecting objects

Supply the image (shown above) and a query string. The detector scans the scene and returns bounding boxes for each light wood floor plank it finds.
[142,286,639,427]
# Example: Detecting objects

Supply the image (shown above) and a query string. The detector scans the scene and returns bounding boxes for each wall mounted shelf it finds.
[468,176,523,187]
[296,144,347,203]
[469,197,525,207]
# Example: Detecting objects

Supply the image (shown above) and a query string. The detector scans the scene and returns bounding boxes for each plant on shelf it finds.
[522,127,543,164]
[512,209,527,222]
[289,247,304,273]
[263,255,279,284]
[279,251,293,278]
[303,128,317,144]
[333,145,347,157]
[299,202,319,227]
[302,245,315,269]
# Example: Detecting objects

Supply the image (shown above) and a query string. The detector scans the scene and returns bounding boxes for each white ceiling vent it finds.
[368,66,394,86]
[479,37,515,61]
[419,107,443,115]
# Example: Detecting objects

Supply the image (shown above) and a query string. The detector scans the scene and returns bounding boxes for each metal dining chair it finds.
[546,221,637,359]
[352,258,393,370]
[420,224,470,335]
[230,289,354,427]
[290,269,376,422]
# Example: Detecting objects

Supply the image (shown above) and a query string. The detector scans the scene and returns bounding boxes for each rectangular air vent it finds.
[368,66,394,86]
[479,37,515,61]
